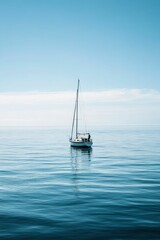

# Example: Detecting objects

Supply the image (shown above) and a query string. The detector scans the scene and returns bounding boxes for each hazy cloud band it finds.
[0,89,159,126]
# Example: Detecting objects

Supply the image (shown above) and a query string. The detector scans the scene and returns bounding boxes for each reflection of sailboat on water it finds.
[70,147,92,196]
[70,147,92,165]
[69,79,93,148]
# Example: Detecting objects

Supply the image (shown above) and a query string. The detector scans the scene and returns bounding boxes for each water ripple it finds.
[0,127,160,239]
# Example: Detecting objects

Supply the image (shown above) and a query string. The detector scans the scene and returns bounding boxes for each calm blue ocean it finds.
[0,126,160,240]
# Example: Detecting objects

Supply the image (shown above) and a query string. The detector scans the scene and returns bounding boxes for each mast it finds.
[70,79,80,139]
[76,79,80,138]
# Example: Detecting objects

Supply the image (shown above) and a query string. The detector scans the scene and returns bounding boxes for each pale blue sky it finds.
[0,0,160,92]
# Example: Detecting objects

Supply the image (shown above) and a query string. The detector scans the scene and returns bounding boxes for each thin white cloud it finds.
[83,89,160,103]
[0,89,159,126]
[0,89,160,104]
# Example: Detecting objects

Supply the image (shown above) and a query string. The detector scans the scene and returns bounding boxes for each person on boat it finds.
[88,133,91,141]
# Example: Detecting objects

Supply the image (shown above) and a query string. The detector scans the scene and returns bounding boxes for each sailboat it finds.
[69,79,93,148]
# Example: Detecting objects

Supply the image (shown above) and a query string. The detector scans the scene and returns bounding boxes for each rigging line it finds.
[76,79,80,138]
[71,98,76,139]
[71,80,79,139]
[79,83,88,133]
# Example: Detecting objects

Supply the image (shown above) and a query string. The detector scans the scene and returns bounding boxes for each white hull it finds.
[70,140,92,148]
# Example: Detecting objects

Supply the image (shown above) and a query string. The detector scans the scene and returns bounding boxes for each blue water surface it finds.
[0,126,160,240]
